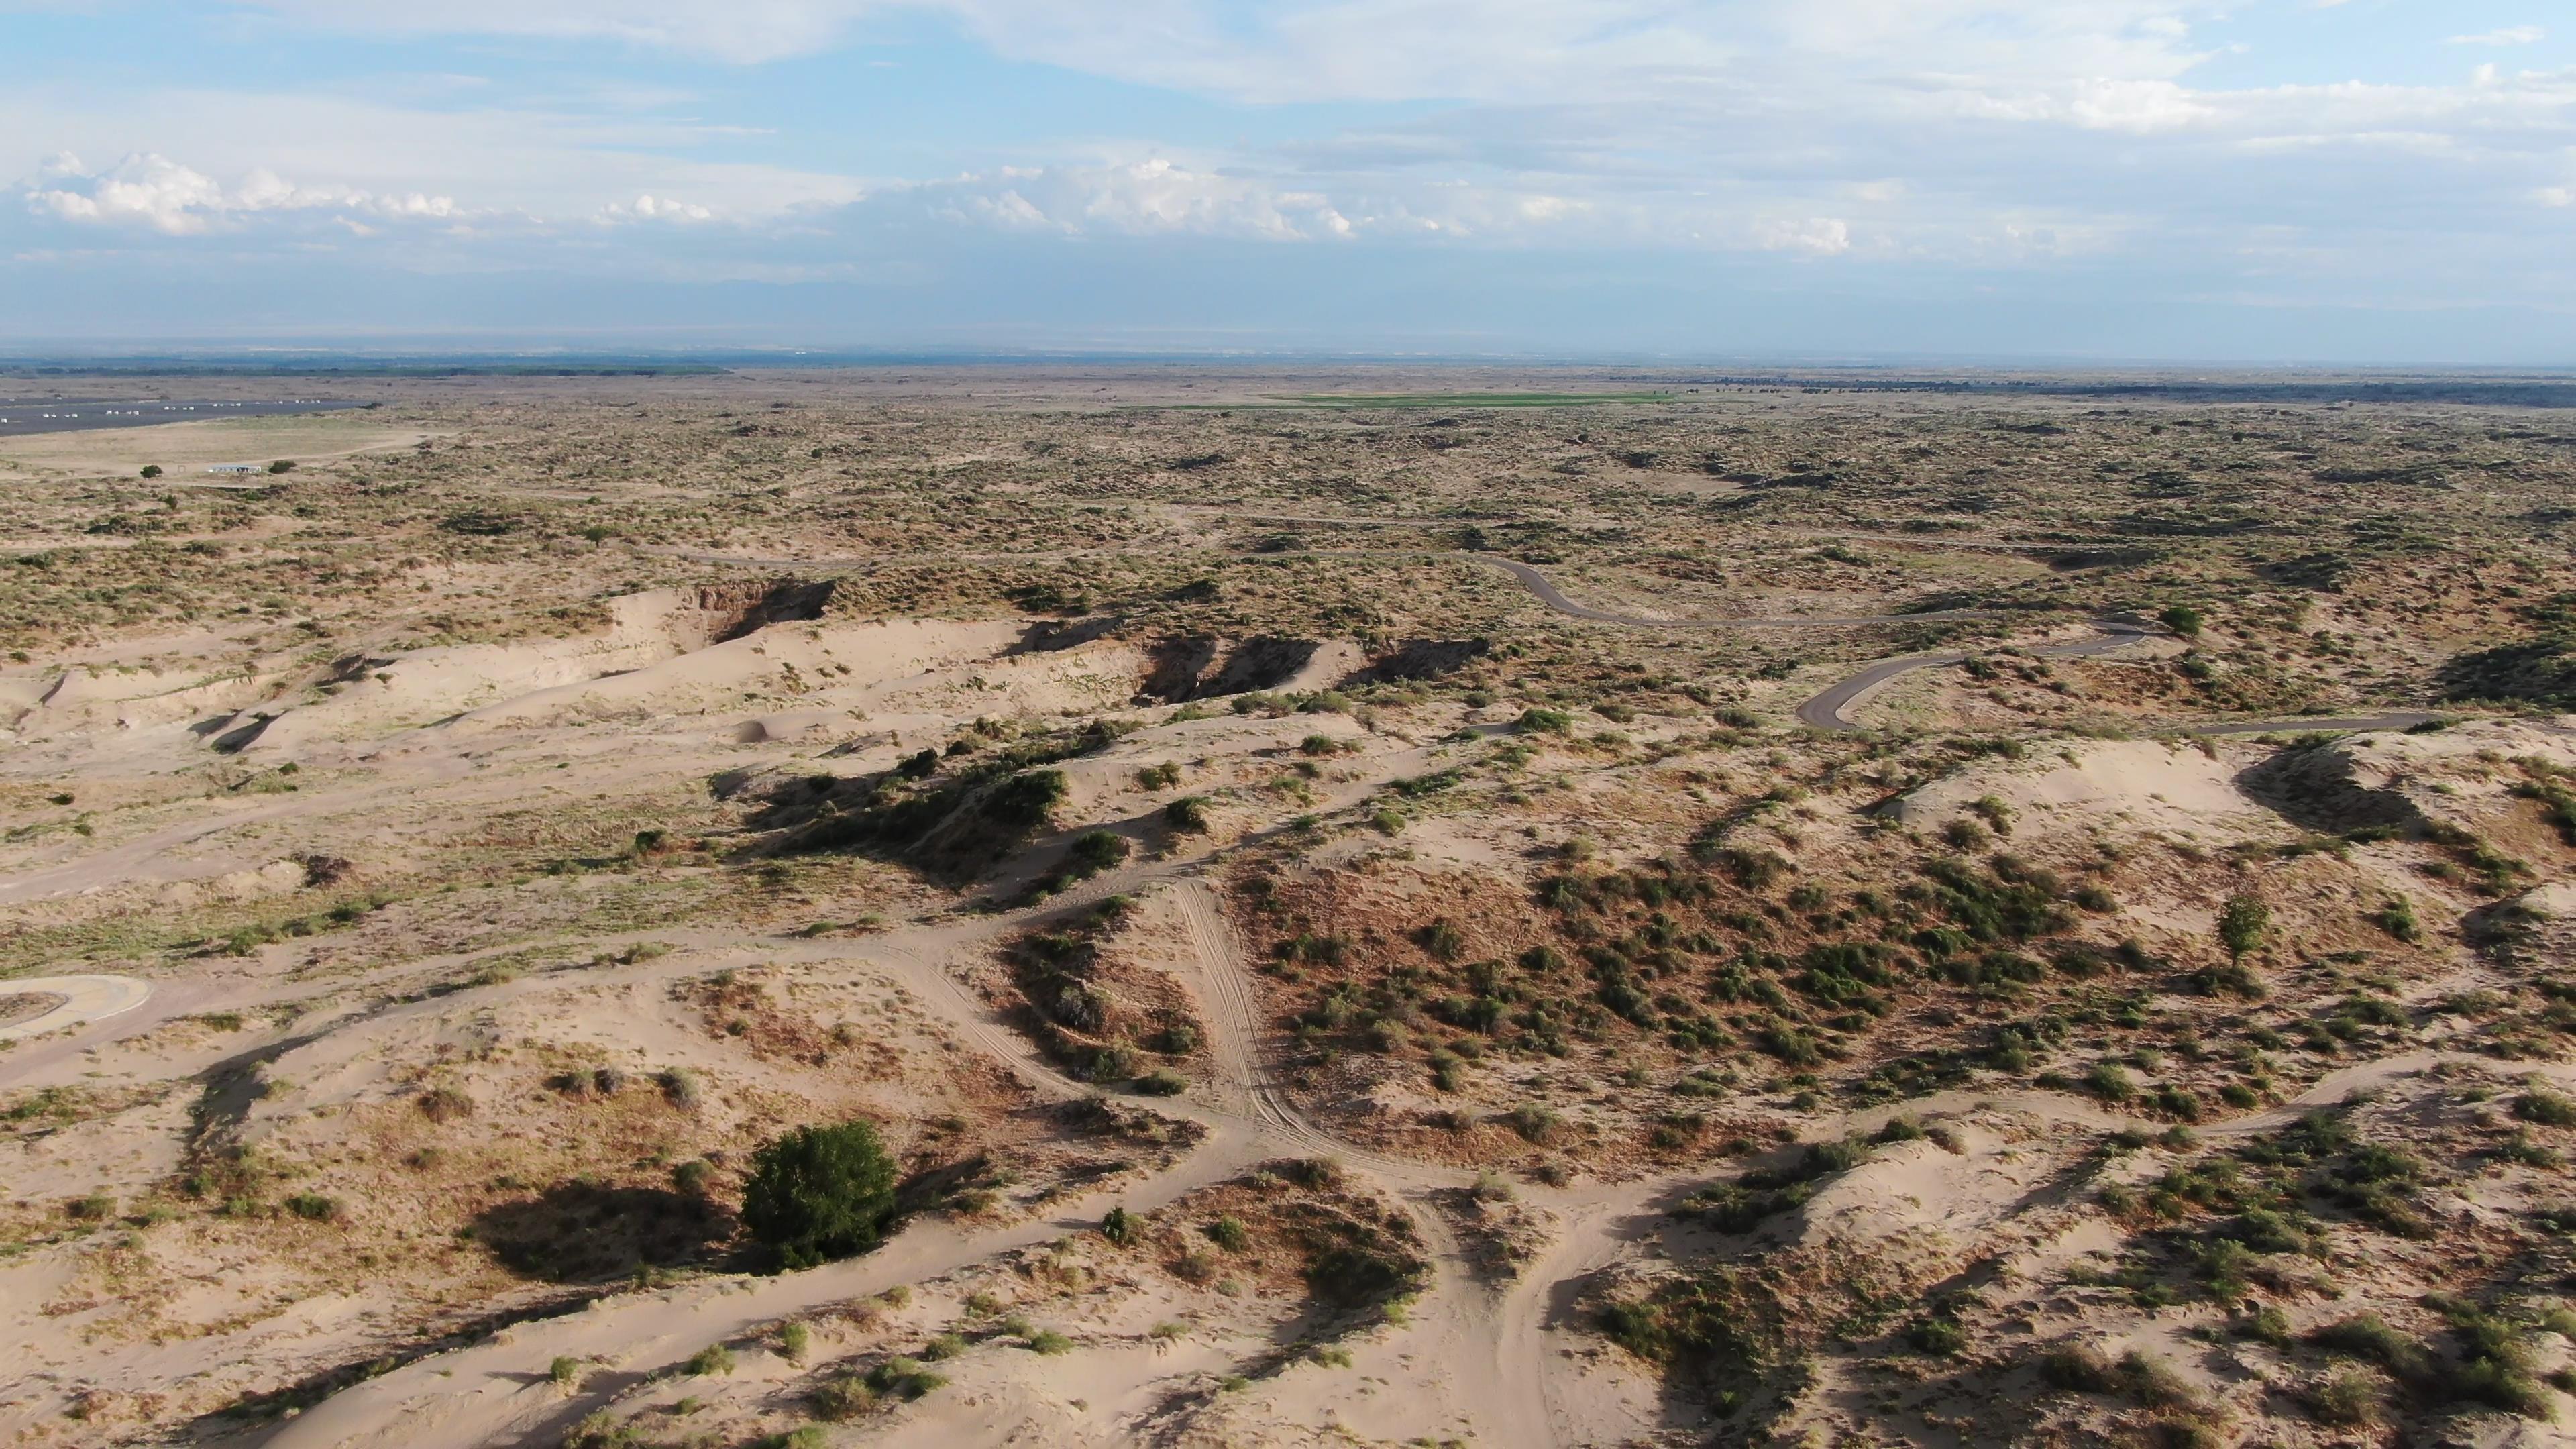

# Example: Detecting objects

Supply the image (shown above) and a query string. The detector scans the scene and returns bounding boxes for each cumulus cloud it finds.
[1756,217,1853,255]
[30,154,227,233]
[25,152,460,233]
[602,193,716,222]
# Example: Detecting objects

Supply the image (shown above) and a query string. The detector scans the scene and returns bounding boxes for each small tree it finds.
[2160,604,2204,637]
[741,1120,900,1269]
[138,464,162,478]
[266,459,296,474]
[2218,892,2269,963]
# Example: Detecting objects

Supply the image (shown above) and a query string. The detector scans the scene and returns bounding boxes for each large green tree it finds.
[740,1120,900,1269]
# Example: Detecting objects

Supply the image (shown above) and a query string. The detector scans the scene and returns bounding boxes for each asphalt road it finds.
[0,975,152,1042]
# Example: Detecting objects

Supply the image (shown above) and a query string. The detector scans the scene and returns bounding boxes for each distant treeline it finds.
[1679,376,2576,408]
[0,362,731,378]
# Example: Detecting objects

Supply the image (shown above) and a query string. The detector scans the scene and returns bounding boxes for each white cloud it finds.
[0,89,867,231]
[2065,77,2212,131]
[2447,26,2544,46]
[602,193,716,222]
[30,154,227,233]
[919,158,1358,241]
[1756,217,1852,254]
[7,0,2576,331]
[25,152,460,233]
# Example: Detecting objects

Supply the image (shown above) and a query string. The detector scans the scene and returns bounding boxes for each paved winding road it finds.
[0,975,152,1043]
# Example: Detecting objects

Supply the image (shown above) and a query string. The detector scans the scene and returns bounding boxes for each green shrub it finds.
[2039,1344,2121,1393]
[1163,796,1211,833]
[1063,830,1129,877]
[861,1356,945,1399]
[983,769,1068,830]
[657,1068,703,1111]
[740,1120,901,1269]
[2373,896,2422,943]
[2083,1061,2136,1104]
[1100,1205,1141,1245]
[2517,1089,2576,1127]
[551,1356,584,1389]
[2305,1368,2384,1427]
[810,1375,877,1419]
[684,1343,735,1376]
[2218,893,2270,962]
[1909,1316,1966,1356]
[2311,1313,2430,1381]
[1207,1215,1250,1252]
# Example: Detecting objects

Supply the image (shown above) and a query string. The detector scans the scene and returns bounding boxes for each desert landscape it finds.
[4,365,2576,1449]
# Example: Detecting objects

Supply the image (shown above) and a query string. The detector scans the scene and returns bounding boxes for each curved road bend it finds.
[1791,625,2445,736]
[0,975,152,1044]
[1793,622,2163,731]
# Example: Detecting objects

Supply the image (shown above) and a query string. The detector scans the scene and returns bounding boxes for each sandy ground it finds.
[0,414,435,478]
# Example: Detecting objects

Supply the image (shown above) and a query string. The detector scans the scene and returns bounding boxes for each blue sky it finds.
[3,1,2572,361]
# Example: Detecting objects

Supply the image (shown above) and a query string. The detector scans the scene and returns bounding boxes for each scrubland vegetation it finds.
[1,366,2574,1446]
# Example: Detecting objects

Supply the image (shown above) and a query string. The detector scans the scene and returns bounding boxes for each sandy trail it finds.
[1166,879,1266,1123]
[23,552,2497,1446]
[215,835,2522,1449]
[0,801,317,906]
[246,865,1466,1448]
[262,1128,1277,1449]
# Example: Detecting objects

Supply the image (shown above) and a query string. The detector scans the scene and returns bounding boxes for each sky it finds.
[3,1,2573,362]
